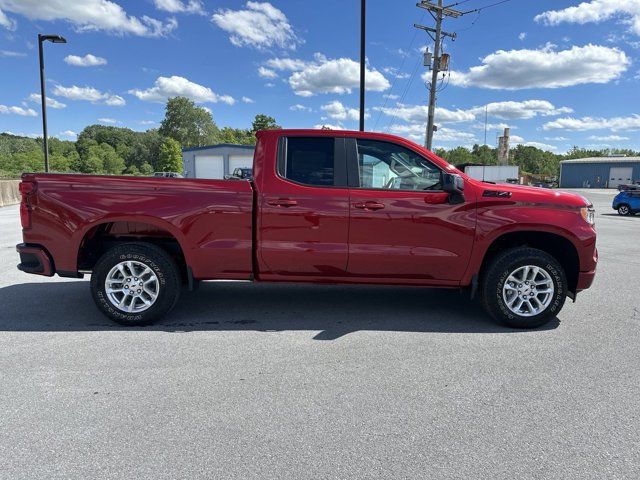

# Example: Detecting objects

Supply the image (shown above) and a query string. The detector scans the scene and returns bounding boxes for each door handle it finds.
[267,198,298,207]
[354,201,385,211]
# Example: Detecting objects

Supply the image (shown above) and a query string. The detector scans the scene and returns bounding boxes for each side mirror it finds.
[442,173,465,204]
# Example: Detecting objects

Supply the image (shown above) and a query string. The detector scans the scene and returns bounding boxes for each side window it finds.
[281,137,335,187]
[356,139,442,191]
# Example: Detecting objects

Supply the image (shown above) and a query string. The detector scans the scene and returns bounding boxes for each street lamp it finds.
[38,34,67,173]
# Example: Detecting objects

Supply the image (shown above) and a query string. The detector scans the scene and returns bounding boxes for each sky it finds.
[0,0,639,153]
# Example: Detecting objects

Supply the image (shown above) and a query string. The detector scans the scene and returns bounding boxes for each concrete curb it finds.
[0,180,20,207]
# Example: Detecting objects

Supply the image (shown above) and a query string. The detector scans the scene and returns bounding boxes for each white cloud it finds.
[140,120,157,125]
[0,104,37,116]
[212,1,299,50]
[98,117,117,124]
[518,141,558,151]
[518,32,527,41]
[128,76,235,105]
[241,96,254,103]
[5,131,40,138]
[383,67,410,79]
[53,85,125,106]
[446,44,629,89]
[470,100,572,120]
[0,49,24,57]
[290,104,311,112]
[510,135,525,142]
[0,0,177,37]
[154,0,204,15]
[383,93,400,100]
[544,136,568,141]
[28,93,66,109]
[320,101,366,121]
[59,130,77,138]
[266,57,308,71]
[473,122,512,131]
[0,7,16,30]
[389,123,477,143]
[258,66,278,79]
[588,134,630,141]
[535,1,640,36]
[543,114,640,131]
[289,57,390,96]
[64,54,107,67]
[375,103,475,124]
[313,123,344,130]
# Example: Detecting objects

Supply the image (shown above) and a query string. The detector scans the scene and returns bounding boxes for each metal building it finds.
[182,144,255,179]
[559,157,640,189]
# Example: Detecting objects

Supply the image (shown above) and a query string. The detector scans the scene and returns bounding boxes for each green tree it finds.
[251,114,281,135]
[218,127,255,145]
[441,146,474,166]
[157,137,183,173]
[140,162,154,176]
[99,143,126,174]
[159,97,218,148]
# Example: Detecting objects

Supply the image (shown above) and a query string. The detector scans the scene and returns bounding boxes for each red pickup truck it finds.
[17,129,597,328]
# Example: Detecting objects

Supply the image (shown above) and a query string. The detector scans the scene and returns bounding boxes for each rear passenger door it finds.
[258,136,350,277]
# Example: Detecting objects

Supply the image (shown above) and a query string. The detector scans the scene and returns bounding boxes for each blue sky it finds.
[0,0,639,153]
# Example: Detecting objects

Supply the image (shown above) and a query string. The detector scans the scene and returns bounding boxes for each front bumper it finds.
[16,243,54,277]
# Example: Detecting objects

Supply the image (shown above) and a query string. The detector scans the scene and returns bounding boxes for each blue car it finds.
[613,190,640,216]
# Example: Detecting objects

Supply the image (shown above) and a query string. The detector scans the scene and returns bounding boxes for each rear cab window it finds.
[277,136,347,187]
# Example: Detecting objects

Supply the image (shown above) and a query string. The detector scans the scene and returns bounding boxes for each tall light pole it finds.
[38,34,67,173]
[359,0,366,132]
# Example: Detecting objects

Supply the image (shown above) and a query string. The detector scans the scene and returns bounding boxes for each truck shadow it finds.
[0,281,559,339]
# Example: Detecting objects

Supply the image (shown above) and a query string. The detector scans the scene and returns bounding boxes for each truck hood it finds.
[478,182,591,207]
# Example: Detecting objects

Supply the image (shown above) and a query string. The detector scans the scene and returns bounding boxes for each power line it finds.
[414,0,513,150]
[373,11,426,131]
[462,0,514,14]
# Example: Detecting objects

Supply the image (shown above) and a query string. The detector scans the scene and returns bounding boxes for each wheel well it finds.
[77,221,188,282]
[479,231,580,293]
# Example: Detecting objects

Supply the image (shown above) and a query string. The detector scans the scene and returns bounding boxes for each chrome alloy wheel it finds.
[502,265,554,317]
[104,260,159,313]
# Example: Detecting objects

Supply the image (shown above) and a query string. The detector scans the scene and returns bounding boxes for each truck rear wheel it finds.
[481,247,566,329]
[90,243,181,326]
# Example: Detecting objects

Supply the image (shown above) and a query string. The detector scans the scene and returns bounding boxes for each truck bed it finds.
[21,173,254,280]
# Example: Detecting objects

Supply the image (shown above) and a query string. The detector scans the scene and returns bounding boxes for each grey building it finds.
[559,157,640,188]
[182,144,255,179]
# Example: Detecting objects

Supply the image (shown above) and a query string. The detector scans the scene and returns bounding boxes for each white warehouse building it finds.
[182,144,255,179]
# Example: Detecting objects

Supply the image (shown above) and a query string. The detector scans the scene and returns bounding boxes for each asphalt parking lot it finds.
[0,189,638,479]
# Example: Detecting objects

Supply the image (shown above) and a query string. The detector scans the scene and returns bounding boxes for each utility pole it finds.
[415,1,461,151]
[359,0,366,132]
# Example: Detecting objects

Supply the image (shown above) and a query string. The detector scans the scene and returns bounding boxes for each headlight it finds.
[580,206,595,226]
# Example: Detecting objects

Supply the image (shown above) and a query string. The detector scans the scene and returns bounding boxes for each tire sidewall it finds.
[618,204,630,216]
[91,244,179,325]
[484,249,567,328]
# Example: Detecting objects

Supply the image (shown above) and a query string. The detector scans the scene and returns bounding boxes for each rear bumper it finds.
[16,243,54,277]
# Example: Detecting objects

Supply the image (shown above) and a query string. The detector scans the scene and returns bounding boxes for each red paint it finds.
[17,129,597,296]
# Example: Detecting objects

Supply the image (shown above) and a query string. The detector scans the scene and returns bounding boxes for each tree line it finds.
[1,96,637,179]
[0,96,280,178]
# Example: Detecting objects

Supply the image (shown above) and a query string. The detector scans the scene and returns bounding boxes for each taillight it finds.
[19,180,35,229]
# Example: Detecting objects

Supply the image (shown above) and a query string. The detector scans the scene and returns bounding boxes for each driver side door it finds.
[346,137,476,283]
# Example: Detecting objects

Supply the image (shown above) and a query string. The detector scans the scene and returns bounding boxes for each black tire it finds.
[481,247,567,329]
[90,242,181,326]
[617,204,631,216]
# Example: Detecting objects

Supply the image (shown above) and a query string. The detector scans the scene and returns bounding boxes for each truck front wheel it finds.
[481,247,567,329]
[90,243,181,326]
